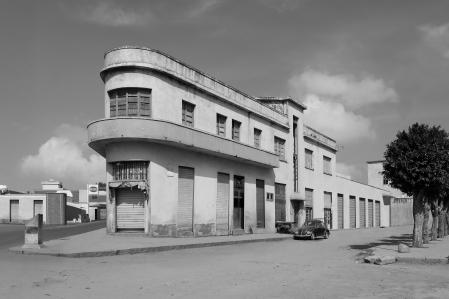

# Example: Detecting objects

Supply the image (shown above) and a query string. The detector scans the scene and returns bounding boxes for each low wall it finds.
[390,197,413,226]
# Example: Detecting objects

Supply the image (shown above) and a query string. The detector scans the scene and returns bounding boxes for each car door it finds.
[317,221,325,236]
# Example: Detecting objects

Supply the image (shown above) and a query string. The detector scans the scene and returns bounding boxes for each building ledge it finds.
[87,117,280,168]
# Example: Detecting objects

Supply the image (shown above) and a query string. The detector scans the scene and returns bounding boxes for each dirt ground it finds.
[1,225,448,299]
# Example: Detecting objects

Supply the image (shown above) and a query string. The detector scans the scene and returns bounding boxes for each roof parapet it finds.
[303,125,337,151]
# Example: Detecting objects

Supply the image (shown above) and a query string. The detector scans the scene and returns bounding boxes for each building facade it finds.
[88,46,395,237]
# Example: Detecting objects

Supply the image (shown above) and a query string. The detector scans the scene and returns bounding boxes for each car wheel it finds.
[324,231,329,239]
[310,233,315,240]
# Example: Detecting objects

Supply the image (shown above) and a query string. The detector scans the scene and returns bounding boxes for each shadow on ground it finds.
[349,233,413,250]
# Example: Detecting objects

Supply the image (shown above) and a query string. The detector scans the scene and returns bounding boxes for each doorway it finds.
[233,176,244,229]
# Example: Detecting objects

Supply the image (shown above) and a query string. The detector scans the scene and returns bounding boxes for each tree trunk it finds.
[430,200,438,241]
[438,213,445,238]
[444,202,449,237]
[412,192,425,247]
[422,200,430,244]
[444,212,449,236]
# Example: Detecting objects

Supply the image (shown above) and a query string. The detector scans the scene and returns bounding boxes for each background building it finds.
[0,181,66,225]
[367,161,413,226]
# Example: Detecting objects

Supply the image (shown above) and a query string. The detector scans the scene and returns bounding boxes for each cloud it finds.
[419,23,449,59]
[258,0,307,13]
[21,124,105,188]
[74,2,153,27]
[187,0,221,18]
[289,70,398,110]
[336,162,361,180]
[288,69,398,143]
[302,94,375,143]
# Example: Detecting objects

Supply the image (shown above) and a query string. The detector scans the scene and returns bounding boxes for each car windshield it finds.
[304,220,319,227]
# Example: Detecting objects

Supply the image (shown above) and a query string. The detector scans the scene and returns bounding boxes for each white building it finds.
[87,46,397,236]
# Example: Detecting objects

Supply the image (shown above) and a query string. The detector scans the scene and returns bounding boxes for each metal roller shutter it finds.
[10,200,19,222]
[34,200,43,216]
[368,200,374,227]
[178,167,194,234]
[275,183,286,222]
[359,198,366,228]
[216,173,230,235]
[256,180,265,228]
[375,201,381,227]
[349,196,356,228]
[116,189,145,230]
[338,194,343,229]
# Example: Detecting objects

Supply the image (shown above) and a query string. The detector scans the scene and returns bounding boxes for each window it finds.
[274,137,286,160]
[383,177,389,185]
[305,188,313,202]
[109,88,151,117]
[232,120,241,141]
[182,101,195,127]
[112,161,148,181]
[305,188,313,221]
[216,114,227,137]
[305,207,313,221]
[305,149,313,170]
[323,156,332,175]
[254,128,261,148]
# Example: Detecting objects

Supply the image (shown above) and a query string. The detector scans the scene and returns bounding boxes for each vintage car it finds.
[293,219,330,240]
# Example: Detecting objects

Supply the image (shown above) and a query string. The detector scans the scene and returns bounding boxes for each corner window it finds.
[108,88,151,118]
[232,120,241,141]
[274,137,286,160]
[323,156,332,175]
[216,114,227,137]
[305,149,313,170]
[182,101,195,127]
[112,161,148,181]
[254,128,262,148]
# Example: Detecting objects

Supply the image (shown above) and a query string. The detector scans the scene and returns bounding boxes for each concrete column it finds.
[144,191,151,235]
[107,188,116,233]
[23,214,43,249]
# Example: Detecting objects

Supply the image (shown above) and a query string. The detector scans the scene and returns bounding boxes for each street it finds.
[1,225,448,299]
[0,221,106,249]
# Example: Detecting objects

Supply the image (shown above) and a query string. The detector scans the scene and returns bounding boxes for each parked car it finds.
[275,221,295,234]
[293,219,330,240]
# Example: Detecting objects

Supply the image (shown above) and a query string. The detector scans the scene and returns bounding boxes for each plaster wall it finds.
[104,70,289,154]
[302,138,337,224]
[334,176,389,228]
[106,141,276,236]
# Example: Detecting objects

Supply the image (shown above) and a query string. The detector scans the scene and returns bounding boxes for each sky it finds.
[1,0,449,191]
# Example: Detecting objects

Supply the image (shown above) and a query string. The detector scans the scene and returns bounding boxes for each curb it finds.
[9,235,291,258]
[396,256,449,265]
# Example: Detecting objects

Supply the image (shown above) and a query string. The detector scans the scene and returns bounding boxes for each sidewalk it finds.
[367,236,449,265]
[9,229,291,258]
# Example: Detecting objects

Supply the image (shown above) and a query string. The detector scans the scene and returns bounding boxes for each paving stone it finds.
[398,243,410,253]
[364,255,380,264]
[374,255,396,265]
